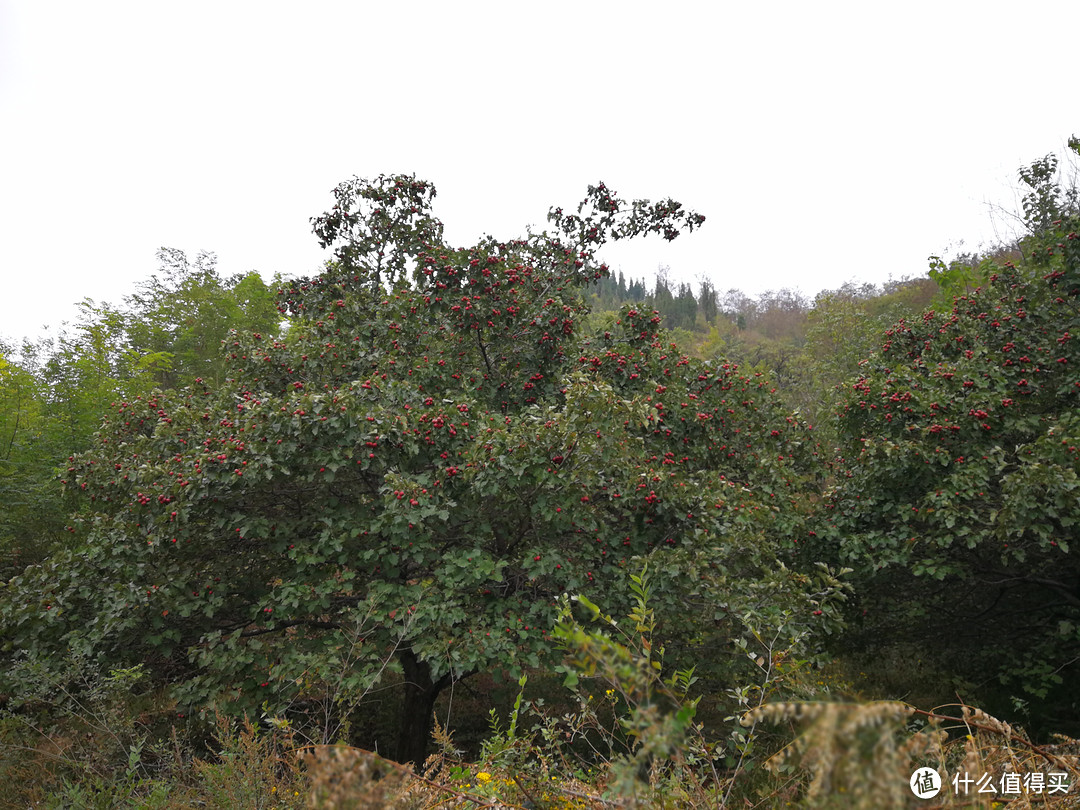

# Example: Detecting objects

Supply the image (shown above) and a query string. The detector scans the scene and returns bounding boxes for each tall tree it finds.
[698,277,718,325]
[0,176,837,767]
[124,249,282,387]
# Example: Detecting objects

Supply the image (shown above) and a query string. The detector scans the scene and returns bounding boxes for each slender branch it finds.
[979,572,1080,609]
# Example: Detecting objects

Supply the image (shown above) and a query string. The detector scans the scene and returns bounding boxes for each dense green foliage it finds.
[0,304,138,572]
[0,257,280,575]
[819,145,1080,725]
[2,140,1080,805]
[0,176,839,766]
[124,248,283,388]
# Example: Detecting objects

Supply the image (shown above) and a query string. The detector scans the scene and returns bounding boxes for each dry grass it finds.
[746,700,1080,808]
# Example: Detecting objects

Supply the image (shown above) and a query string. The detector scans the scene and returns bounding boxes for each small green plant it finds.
[540,562,719,805]
[478,672,530,769]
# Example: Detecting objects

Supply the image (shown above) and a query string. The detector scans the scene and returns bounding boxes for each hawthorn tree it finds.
[1,176,839,765]
[820,145,1080,720]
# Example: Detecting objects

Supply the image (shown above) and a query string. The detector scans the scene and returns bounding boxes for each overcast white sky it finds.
[1,1,1077,346]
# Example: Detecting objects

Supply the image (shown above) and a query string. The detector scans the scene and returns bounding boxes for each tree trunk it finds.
[396,648,447,768]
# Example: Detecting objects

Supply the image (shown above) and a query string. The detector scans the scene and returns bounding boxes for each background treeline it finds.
[591,266,939,414]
